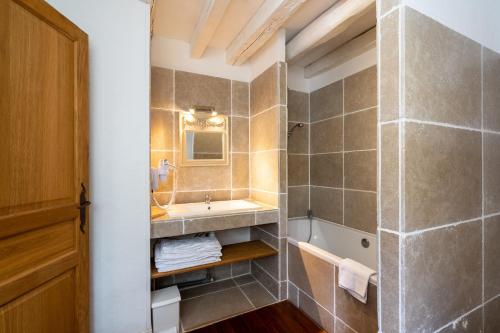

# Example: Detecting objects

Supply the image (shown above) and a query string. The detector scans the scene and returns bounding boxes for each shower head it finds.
[288,122,304,138]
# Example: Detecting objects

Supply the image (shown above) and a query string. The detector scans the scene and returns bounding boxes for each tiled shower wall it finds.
[287,67,378,235]
[150,67,250,204]
[286,67,378,333]
[379,3,500,332]
[287,89,310,218]
[249,62,288,300]
[310,66,377,234]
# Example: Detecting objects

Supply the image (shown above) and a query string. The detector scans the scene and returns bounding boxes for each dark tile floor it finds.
[191,301,327,333]
[180,274,277,332]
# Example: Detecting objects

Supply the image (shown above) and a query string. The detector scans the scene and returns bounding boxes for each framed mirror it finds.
[179,107,229,166]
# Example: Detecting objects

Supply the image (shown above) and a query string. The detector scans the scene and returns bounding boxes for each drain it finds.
[361,238,370,248]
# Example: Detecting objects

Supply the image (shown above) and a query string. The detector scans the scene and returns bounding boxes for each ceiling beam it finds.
[190,0,231,58]
[304,27,376,78]
[226,0,306,66]
[286,0,375,63]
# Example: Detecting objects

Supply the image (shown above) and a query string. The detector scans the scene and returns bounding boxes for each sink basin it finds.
[166,199,262,219]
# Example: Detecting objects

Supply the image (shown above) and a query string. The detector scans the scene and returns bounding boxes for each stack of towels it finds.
[155,232,222,273]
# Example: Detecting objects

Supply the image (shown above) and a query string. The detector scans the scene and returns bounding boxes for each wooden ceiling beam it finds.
[225,0,306,66]
[304,27,376,78]
[286,0,375,63]
[190,0,231,58]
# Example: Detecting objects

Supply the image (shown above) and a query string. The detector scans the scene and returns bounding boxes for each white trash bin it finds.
[152,286,181,333]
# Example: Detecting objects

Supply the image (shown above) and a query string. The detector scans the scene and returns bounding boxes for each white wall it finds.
[403,0,500,53]
[287,65,308,92]
[287,47,377,93]
[308,47,376,92]
[45,1,151,332]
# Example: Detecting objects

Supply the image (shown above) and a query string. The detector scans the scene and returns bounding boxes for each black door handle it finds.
[79,183,91,233]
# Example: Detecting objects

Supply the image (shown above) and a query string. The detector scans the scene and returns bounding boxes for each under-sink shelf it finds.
[151,240,278,279]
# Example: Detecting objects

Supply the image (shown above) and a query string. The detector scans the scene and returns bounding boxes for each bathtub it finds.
[287,217,377,276]
[287,218,378,333]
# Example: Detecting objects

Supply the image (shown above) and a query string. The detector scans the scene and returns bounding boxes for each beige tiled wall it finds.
[150,67,250,203]
[249,62,288,300]
[378,4,500,332]
[308,66,378,235]
[286,66,378,333]
[287,89,310,219]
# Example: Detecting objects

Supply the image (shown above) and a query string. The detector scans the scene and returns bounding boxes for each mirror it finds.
[180,109,228,166]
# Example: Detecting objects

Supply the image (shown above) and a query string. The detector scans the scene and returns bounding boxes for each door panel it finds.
[0,0,75,215]
[0,271,76,333]
[0,0,89,332]
[0,220,76,282]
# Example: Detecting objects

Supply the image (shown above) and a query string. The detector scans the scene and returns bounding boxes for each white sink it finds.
[166,199,262,219]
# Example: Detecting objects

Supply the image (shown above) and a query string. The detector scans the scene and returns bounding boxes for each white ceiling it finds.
[209,0,265,49]
[153,0,205,42]
[152,0,375,68]
[153,0,339,46]
[282,0,338,41]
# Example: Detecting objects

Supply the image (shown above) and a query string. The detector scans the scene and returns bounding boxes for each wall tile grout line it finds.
[249,148,284,154]
[433,299,491,333]
[172,69,177,205]
[297,284,335,318]
[398,5,406,331]
[253,275,279,302]
[253,261,280,285]
[376,3,383,327]
[309,113,344,125]
[344,105,378,116]
[230,80,233,200]
[342,78,346,227]
[379,4,402,20]
[400,118,490,133]
[309,151,343,155]
[250,103,287,119]
[481,45,486,311]
[309,185,376,194]
[308,87,311,213]
[378,228,401,236]
[383,216,483,238]
[254,225,280,240]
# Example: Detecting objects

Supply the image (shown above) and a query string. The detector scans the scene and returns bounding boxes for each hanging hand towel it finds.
[338,258,375,304]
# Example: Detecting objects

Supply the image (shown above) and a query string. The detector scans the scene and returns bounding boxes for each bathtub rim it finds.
[287,236,378,286]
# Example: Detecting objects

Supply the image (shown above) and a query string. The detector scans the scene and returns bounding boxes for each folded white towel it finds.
[156,257,221,272]
[155,251,222,265]
[338,258,376,304]
[154,232,223,272]
[157,233,221,257]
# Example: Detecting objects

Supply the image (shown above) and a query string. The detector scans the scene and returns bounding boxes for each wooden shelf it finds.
[151,240,278,279]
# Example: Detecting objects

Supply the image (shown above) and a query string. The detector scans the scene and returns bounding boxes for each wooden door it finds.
[0,0,89,332]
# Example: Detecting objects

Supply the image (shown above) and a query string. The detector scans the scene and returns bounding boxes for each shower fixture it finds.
[288,122,304,137]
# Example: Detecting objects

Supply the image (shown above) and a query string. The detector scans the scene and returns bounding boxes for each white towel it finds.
[156,257,221,272]
[338,258,375,304]
[155,250,222,265]
[154,232,222,272]
[156,233,221,258]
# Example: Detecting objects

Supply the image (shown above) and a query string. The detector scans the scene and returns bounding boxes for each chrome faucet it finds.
[205,193,211,206]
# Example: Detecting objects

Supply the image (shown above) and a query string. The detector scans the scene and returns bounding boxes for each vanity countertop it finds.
[150,199,279,238]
